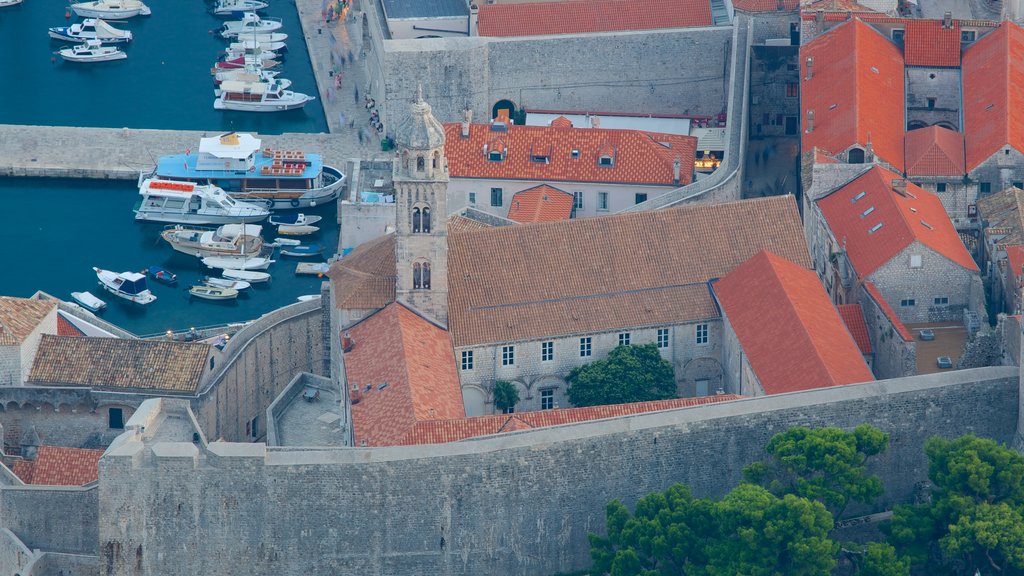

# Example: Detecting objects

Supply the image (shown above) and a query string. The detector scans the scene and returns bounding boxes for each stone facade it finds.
[865,242,978,324]
[905,67,961,130]
[0,306,56,387]
[749,45,800,139]
[970,148,1024,195]
[858,286,917,379]
[451,177,677,219]
[910,178,976,223]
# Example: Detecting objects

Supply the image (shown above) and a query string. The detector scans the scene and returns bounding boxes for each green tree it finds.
[743,424,889,518]
[492,380,519,413]
[856,542,910,576]
[567,344,675,408]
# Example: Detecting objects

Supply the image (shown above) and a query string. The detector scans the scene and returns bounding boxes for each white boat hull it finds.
[71,5,150,19]
[94,268,157,305]
[136,212,266,225]
[213,94,313,112]
[202,256,274,270]
[71,291,107,312]
[58,48,127,62]
[0,0,24,8]
[222,268,271,282]
[190,286,239,300]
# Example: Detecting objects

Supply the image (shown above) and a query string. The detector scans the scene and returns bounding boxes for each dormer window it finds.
[571,149,580,159]
[488,150,503,162]
[531,154,549,164]
[599,155,614,167]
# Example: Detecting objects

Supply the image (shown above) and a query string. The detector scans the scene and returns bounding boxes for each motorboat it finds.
[56,40,127,63]
[228,38,286,53]
[48,18,132,43]
[160,223,264,257]
[215,75,289,97]
[245,32,288,44]
[295,262,329,275]
[70,0,150,19]
[214,80,314,113]
[273,237,301,246]
[280,244,323,258]
[201,255,274,270]
[223,46,279,63]
[268,213,321,226]
[189,285,239,300]
[147,265,178,286]
[71,291,107,312]
[203,276,250,290]
[211,0,267,16]
[213,54,279,71]
[277,224,318,236]
[222,268,270,283]
[220,13,282,38]
[296,295,320,302]
[135,179,269,224]
[138,132,345,210]
[0,0,24,8]
[213,64,280,86]
[93,267,156,305]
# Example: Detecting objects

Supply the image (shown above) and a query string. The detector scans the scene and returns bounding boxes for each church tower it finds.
[392,87,450,324]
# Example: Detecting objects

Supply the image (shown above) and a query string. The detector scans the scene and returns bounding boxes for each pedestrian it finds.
[347,50,354,64]
[348,119,355,129]
[354,86,359,103]
[357,130,364,144]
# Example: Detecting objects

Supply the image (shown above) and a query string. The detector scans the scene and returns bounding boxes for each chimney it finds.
[469,3,479,36]
[673,158,681,184]
[590,116,600,129]
[815,8,824,24]
[943,11,952,28]
[805,56,813,80]
[461,108,472,138]
[892,178,907,195]
[806,109,814,133]
[341,331,354,352]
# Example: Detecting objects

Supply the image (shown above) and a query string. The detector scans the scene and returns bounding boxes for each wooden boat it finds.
[222,268,270,283]
[277,224,318,236]
[93,267,156,305]
[280,244,323,257]
[202,255,274,270]
[189,285,239,300]
[71,291,107,312]
[147,265,178,286]
[160,223,264,258]
[213,79,313,112]
[268,213,321,226]
[203,276,251,290]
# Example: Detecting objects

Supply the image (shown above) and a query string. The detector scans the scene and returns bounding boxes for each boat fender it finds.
[249,165,256,172]
[290,199,300,208]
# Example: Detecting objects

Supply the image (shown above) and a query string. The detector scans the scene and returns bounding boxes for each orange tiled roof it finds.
[813,148,840,164]
[404,395,743,445]
[962,21,1024,171]
[801,0,877,13]
[733,0,798,12]
[443,122,697,186]
[56,315,84,337]
[837,303,872,354]
[1006,245,1024,280]
[448,195,811,347]
[347,303,464,447]
[476,0,713,37]
[327,234,397,311]
[816,165,978,277]
[905,126,966,177]
[713,251,873,395]
[448,214,494,234]
[863,281,913,341]
[507,185,574,223]
[13,445,104,486]
[0,297,55,346]
[904,19,961,67]
[801,19,906,171]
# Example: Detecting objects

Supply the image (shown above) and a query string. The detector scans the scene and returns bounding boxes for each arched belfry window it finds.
[848,148,865,164]
[412,208,422,233]
[423,262,432,290]
[422,206,431,233]
[402,152,409,170]
[417,156,425,171]
[432,151,440,169]
[413,262,422,289]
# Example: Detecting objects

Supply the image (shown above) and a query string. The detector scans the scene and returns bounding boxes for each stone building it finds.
[0,297,57,387]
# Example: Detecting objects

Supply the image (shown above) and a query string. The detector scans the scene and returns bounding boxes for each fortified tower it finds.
[392,87,450,324]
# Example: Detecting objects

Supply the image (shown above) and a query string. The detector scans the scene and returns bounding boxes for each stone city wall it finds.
[0,485,97,556]
[0,528,31,576]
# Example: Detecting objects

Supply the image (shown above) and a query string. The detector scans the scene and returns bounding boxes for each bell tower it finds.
[393,86,450,324]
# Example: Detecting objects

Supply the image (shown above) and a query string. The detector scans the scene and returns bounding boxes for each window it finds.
[488,150,503,162]
[423,263,431,289]
[936,183,946,192]
[599,155,614,166]
[618,332,631,346]
[657,328,669,349]
[422,207,431,233]
[249,416,259,439]
[891,29,905,41]
[598,192,609,211]
[468,192,476,205]
[490,187,503,207]
[108,408,124,430]
[541,341,553,362]
[934,297,949,305]
[1015,182,1024,190]
[502,345,515,366]
[848,148,865,163]
[926,97,936,110]
[531,154,550,163]
[580,337,592,357]
[416,156,425,171]
[540,389,554,410]
[695,323,709,345]
[980,182,992,194]
[900,298,916,307]
[635,193,648,204]
[786,82,798,97]
[570,149,580,159]
[413,262,421,289]
[961,30,976,42]
[860,206,875,218]
[868,223,884,234]
[573,191,583,210]
[909,254,923,268]
[412,207,421,233]
[461,350,474,370]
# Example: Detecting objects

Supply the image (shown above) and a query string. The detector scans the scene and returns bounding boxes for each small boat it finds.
[220,12,282,38]
[268,213,321,226]
[201,255,274,270]
[136,179,269,224]
[277,224,318,236]
[215,77,290,98]
[295,262,330,276]
[213,66,280,86]
[296,295,320,302]
[160,223,264,258]
[213,54,279,71]
[48,18,132,43]
[222,268,270,283]
[93,267,156,305]
[71,291,107,312]
[70,0,150,19]
[281,244,323,257]
[213,79,313,112]
[56,39,127,63]
[203,276,250,290]
[189,285,239,300]
[228,38,286,53]
[147,265,178,286]
[0,0,24,7]
[211,0,267,16]
[272,237,301,246]
[223,46,279,62]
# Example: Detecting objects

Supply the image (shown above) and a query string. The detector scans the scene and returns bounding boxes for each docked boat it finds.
[215,75,289,97]
[280,244,323,257]
[213,65,279,86]
[220,13,282,38]
[147,265,178,286]
[228,38,286,53]
[296,295,320,302]
[243,32,288,44]
[70,0,150,19]
[203,276,250,290]
[213,79,313,113]
[93,267,157,305]
[48,18,132,43]
[201,255,274,270]
[211,0,267,16]
[136,179,269,224]
[213,54,279,71]
[139,132,345,210]
[0,0,24,8]
[222,268,270,283]
[277,224,318,236]
[223,45,279,62]
[160,223,264,257]
[273,237,301,246]
[56,40,127,63]
[268,213,321,226]
[71,291,107,312]
[189,285,239,300]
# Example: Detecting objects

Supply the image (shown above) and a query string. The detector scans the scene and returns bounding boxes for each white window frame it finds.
[598,192,609,211]
[657,328,669,349]
[580,337,592,357]
[695,323,709,345]
[541,341,554,362]
[909,254,923,269]
[573,191,583,210]
[501,345,515,366]
[540,389,555,410]
[461,350,474,370]
[618,332,630,346]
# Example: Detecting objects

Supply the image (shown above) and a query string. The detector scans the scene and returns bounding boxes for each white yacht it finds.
[93,268,156,305]
[49,18,132,43]
[228,39,286,54]
[213,80,314,112]
[211,0,267,15]
[70,0,150,19]
[56,39,127,63]
[160,223,264,257]
[220,12,282,38]
[135,179,269,224]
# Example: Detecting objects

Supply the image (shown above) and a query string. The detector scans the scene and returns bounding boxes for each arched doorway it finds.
[462,386,487,417]
[492,99,517,121]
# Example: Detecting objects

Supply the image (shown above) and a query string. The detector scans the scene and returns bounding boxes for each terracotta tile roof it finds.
[56,315,84,337]
[801,0,877,12]
[1006,245,1024,280]
[476,0,713,37]
[814,149,840,164]
[0,297,55,346]
[816,165,978,277]
[347,303,464,447]
[448,195,810,347]
[977,187,1024,247]
[905,126,966,177]
[507,185,575,223]
[444,122,697,186]
[448,214,493,234]
[13,445,103,486]
[27,334,210,394]
[801,19,906,171]
[713,251,873,395]
[863,281,913,341]
[904,19,961,67]
[732,0,798,13]
[404,394,742,445]
[962,21,1024,171]
[837,303,872,354]
[327,234,397,310]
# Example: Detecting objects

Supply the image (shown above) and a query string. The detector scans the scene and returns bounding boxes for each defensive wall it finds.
[0,483,97,556]
[99,366,1020,576]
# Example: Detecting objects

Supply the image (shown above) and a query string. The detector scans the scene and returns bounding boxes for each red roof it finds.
[863,281,913,341]
[905,126,966,177]
[801,0,877,13]
[962,21,1024,171]
[713,251,873,395]
[346,303,465,447]
[404,395,742,445]
[732,0,798,13]
[1007,245,1024,280]
[476,0,713,37]
[816,165,978,277]
[507,185,575,223]
[837,303,873,354]
[801,19,906,171]
[12,445,104,486]
[904,19,961,67]
[56,314,84,337]
[443,122,697,186]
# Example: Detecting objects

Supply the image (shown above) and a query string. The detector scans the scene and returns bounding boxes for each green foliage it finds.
[925,435,1024,506]
[940,502,1024,573]
[857,542,909,576]
[492,380,519,413]
[742,424,889,518]
[567,344,676,408]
